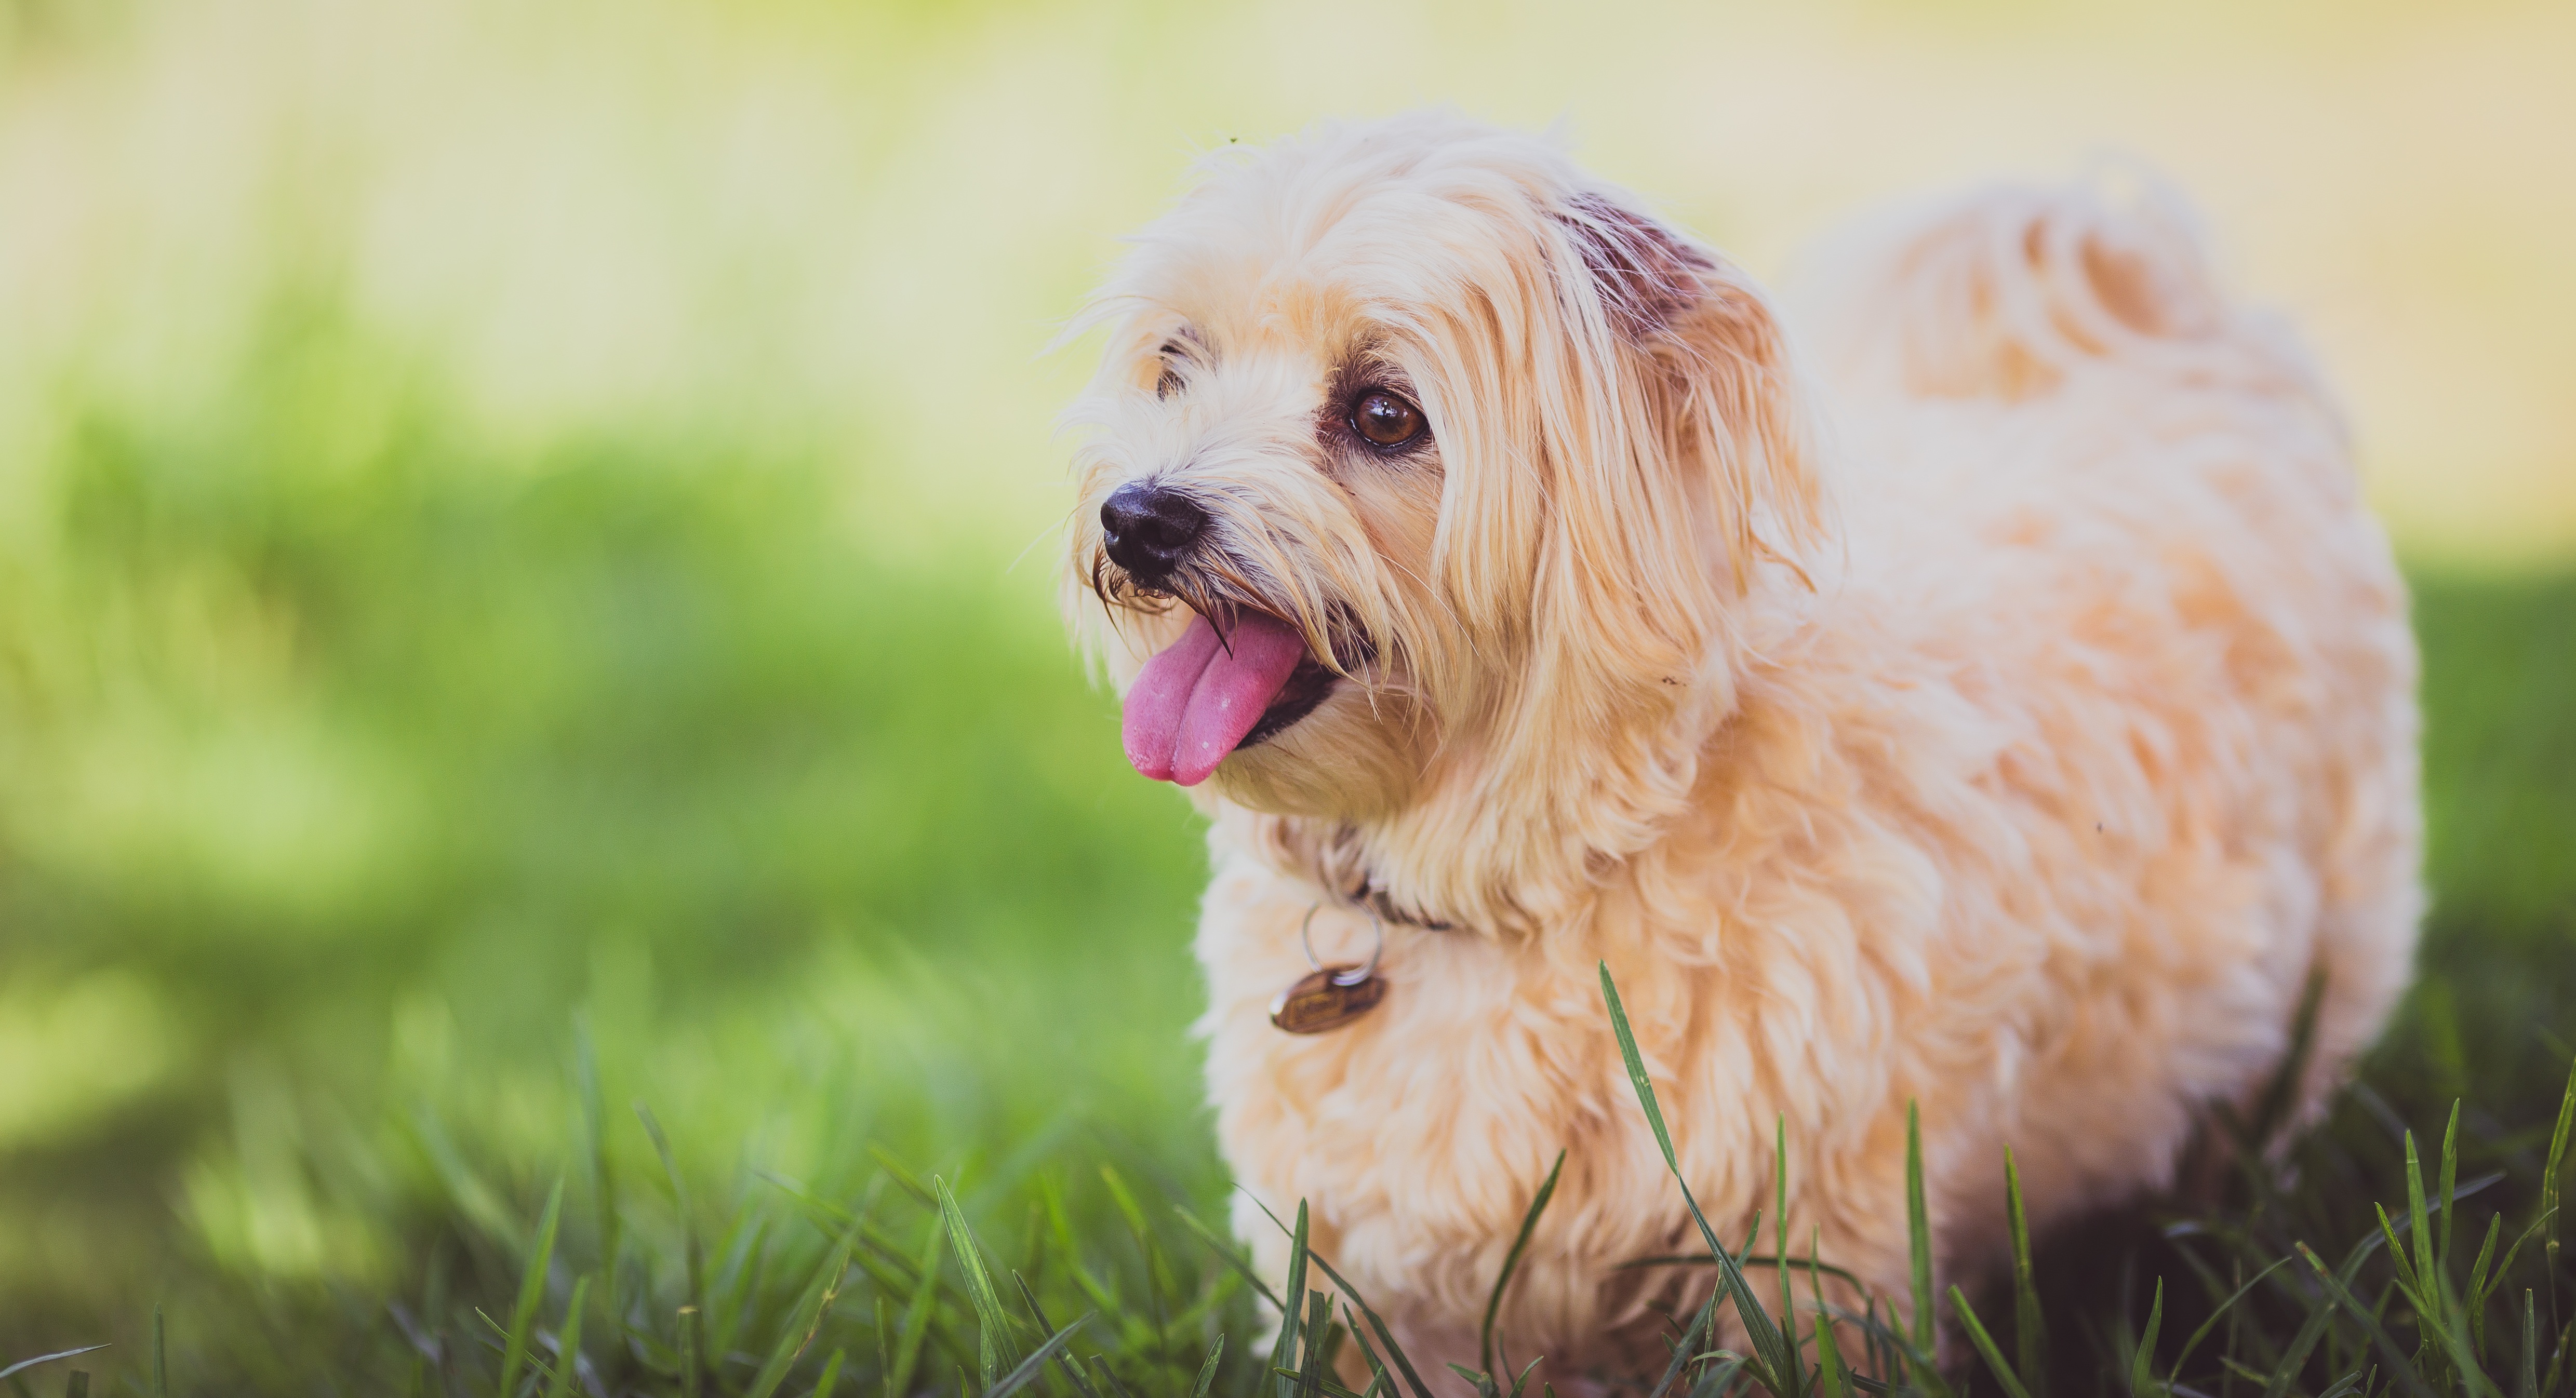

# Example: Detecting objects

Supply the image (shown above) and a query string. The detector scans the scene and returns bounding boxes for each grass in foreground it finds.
[9,963,2571,1398]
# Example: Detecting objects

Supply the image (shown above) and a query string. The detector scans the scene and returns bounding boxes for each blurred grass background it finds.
[0,0,2569,1386]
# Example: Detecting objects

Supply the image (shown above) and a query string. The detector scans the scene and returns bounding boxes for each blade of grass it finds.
[1816,1314,1850,1398]
[1646,1287,1722,1398]
[1482,1150,1566,1381]
[2441,1103,2463,1273]
[2006,1147,2047,1398]
[2255,1269,2344,1398]
[884,1220,944,1398]
[2475,1214,2506,1360]
[1270,1202,1312,1398]
[2293,1242,2440,1398]
[2392,1164,2472,1383]
[1248,1194,1434,1398]
[1773,1145,1804,1396]
[1015,1271,1104,1398]
[1344,1305,1392,1398]
[1301,1291,1337,1398]
[152,1304,166,1398]
[2377,1204,2429,1313]
[1866,1293,1888,1389]
[2546,1055,2575,1289]
[1317,1270,1418,1398]
[2480,1213,2559,1314]
[1599,963,1795,1396]
[1191,1336,1227,1398]
[1908,1103,1936,1364]
[544,1276,591,1398]
[2131,1278,2165,1398]
[985,1317,1091,1398]
[2438,1276,2510,1398]
[1776,1115,1798,1398]
[2522,1292,2540,1398]
[1951,1287,2035,1398]
[2406,1131,2438,1331]
[936,1176,1016,1387]
[677,1307,702,1398]
[1097,1165,1152,1240]
[2168,1257,2291,1387]
[1866,1110,1956,1398]
[745,1226,858,1398]
[815,1350,846,1398]
[499,1179,565,1398]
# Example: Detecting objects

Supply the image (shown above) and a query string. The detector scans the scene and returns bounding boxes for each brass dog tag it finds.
[1270,967,1386,1034]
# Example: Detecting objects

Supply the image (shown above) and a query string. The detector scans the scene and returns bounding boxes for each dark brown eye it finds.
[1351,390,1424,448]
[1155,342,1185,399]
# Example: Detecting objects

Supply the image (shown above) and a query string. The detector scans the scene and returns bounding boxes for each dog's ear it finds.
[1523,191,1820,702]
[1442,191,1823,909]
[1549,191,1822,600]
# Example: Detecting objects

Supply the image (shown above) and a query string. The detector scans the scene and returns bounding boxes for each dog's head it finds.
[1062,113,1823,930]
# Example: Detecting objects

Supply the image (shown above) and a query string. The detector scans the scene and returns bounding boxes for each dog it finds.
[1058,111,2419,1382]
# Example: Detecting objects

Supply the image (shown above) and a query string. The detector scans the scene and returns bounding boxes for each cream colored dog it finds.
[1059,112,2419,1381]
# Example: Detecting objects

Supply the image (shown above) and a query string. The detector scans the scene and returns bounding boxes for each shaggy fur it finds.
[1059,112,2419,1382]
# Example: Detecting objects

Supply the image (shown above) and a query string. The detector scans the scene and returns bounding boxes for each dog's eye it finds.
[1350,390,1424,448]
[1155,342,1186,399]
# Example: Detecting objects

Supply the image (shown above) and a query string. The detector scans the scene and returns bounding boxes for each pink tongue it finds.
[1122,612,1310,786]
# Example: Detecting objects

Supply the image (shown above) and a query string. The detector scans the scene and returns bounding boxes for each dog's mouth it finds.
[1121,611,1346,786]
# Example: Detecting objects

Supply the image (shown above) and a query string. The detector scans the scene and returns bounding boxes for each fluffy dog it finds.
[1059,112,2419,1381]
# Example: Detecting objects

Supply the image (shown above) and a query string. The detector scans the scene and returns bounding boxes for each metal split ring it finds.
[1300,904,1383,986]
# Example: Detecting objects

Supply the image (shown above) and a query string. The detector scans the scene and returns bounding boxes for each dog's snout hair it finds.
[1055,111,2420,1385]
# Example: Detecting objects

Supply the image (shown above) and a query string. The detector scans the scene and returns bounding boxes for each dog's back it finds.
[1782,174,2422,1219]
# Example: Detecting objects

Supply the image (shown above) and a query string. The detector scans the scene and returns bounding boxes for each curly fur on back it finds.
[1059,112,2419,1382]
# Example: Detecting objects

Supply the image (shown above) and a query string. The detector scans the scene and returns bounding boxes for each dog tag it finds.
[1269,966,1386,1034]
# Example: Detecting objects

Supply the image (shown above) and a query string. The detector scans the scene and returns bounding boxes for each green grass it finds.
[0,230,2572,1398]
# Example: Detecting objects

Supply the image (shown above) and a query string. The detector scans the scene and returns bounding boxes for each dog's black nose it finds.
[1100,482,1208,580]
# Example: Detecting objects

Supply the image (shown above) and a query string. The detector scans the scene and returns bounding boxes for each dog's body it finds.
[1062,115,2418,1380]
